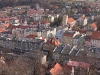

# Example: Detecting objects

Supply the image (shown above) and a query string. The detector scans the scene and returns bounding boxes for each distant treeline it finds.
[0,0,36,8]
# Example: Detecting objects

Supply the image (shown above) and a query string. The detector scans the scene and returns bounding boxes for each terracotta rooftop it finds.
[4,18,9,21]
[78,29,86,34]
[40,20,49,24]
[67,60,90,69]
[63,31,75,37]
[80,62,90,69]
[67,60,79,67]
[68,18,75,23]
[26,35,37,39]
[4,23,9,27]
[91,31,100,40]
[55,6,58,9]
[73,29,86,34]
[50,63,62,75]
[91,23,97,28]
[0,28,6,33]
[19,9,25,13]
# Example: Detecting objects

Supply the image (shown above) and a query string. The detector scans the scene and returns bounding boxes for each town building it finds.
[62,15,68,25]
[90,31,100,48]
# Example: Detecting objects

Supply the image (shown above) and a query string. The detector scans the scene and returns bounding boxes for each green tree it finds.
[51,16,63,27]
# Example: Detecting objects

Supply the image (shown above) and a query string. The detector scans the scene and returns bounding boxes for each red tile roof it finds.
[0,28,6,32]
[73,29,86,34]
[31,22,37,25]
[67,60,79,67]
[80,62,90,69]
[52,38,60,45]
[63,33,74,37]
[40,20,49,24]
[91,31,100,40]
[91,23,97,28]
[67,61,90,69]
[4,23,9,27]
[4,18,9,21]
[63,31,75,37]
[26,35,37,39]
[62,65,72,71]
[78,29,86,34]
[50,63,63,75]
[55,6,58,9]
[68,18,75,23]
[50,68,55,75]
[19,9,25,13]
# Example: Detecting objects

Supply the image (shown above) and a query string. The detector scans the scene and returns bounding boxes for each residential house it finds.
[50,63,73,75]
[84,35,91,47]
[39,20,50,28]
[90,23,97,31]
[0,12,7,17]
[69,45,79,59]
[12,25,32,38]
[26,34,37,39]
[41,28,56,39]
[0,37,44,52]
[90,31,100,48]
[62,30,79,46]
[86,47,100,74]
[42,38,60,58]
[1,31,12,38]
[67,60,90,74]
[68,45,90,62]
[53,44,71,62]
[87,47,100,59]
[77,15,87,26]
[53,44,66,61]
[14,39,44,52]
[62,15,68,25]
[6,39,16,50]
[9,18,19,25]
[3,18,9,23]
[24,29,33,37]
[73,29,86,35]
[68,18,76,29]
[48,15,55,22]
[78,35,85,48]
[50,63,63,75]
[11,24,56,39]
[3,23,9,27]
[62,31,75,46]
[55,29,65,43]
[84,23,97,35]
[27,8,43,19]
[0,37,6,48]
[73,34,82,45]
